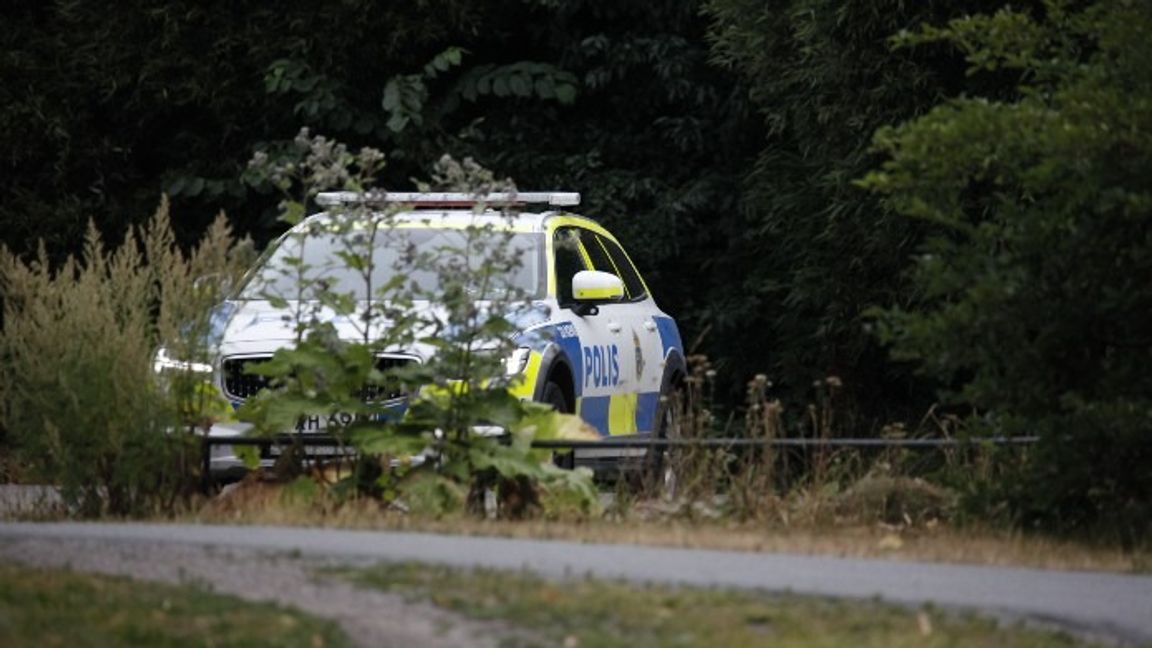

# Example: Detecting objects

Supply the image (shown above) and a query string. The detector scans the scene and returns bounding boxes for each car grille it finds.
[221,355,415,402]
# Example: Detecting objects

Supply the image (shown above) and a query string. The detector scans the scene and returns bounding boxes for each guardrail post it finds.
[200,436,212,495]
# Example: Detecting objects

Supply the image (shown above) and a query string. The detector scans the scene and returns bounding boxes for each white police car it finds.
[194,192,685,475]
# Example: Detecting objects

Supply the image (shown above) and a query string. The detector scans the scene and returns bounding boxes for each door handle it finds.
[607,322,622,333]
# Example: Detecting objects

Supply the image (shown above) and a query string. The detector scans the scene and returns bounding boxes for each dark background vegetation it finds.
[0,0,962,414]
[1,0,1148,539]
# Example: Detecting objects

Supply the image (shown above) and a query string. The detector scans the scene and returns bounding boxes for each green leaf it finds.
[554,84,577,104]
[292,75,320,93]
[534,76,556,99]
[186,177,205,197]
[167,176,187,196]
[492,76,509,98]
[236,445,261,469]
[349,425,429,457]
[382,80,401,111]
[468,444,547,480]
[400,472,465,516]
[508,74,530,97]
[280,201,306,225]
[386,114,410,133]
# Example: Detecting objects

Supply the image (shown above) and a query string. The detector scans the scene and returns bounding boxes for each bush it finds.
[1000,403,1152,542]
[862,1,1152,541]
[0,201,246,516]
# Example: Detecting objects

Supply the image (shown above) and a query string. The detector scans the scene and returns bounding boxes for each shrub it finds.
[862,1,1152,541]
[238,132,598,518]
[0,201,247,516]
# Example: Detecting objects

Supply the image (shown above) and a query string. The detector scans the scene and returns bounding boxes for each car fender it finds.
[530,342,576,405]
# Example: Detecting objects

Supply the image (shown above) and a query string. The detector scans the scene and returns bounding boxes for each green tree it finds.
[0,0,486,255]
[861,0,1152,539]
[1,3,752,403]
[702,0,1005,422]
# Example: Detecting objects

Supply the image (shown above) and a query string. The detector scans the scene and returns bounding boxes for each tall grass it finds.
[621,356,990,529]
[0,199,247,516]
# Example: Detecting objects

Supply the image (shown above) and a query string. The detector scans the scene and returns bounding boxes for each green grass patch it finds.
[0,562,351,647]
[345,562,1094,647]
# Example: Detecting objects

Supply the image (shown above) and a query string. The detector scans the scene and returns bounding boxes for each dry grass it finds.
[0,201,249,516]
[184,477,1149,574]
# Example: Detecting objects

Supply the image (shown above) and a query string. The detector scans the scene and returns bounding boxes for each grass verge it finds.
[0,561,351,647]
[342,561,1095,647]
[185,479,1150,574]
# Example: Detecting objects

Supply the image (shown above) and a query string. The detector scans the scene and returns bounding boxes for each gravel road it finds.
[0,532,531,647]
[2,521,1151,646]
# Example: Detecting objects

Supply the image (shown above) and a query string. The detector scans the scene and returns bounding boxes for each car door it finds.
[550,225,637,436]
[578,230,666,435]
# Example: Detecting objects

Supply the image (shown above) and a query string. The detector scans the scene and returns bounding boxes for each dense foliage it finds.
[862,0,1152,539]
[702,0,1018,420]
[1,1,1148,536]
[0,2,748,294]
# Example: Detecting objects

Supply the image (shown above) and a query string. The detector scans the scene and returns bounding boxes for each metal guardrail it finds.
[202,434,1040,452]
[199,434,1039,491]
[526,436,1040,449]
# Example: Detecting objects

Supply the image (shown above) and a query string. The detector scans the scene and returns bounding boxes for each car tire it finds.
[542,380,570,413]
[542,380,575,469]
[645,379,684,499]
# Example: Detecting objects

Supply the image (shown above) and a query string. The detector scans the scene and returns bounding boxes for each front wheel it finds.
[644,383,684,499]
[541,380,570,413]
[542,380,575,469]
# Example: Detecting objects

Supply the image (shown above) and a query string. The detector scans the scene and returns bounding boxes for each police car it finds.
[190,191,685,475]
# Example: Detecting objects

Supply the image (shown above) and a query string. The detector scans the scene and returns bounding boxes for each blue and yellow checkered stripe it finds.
[513,317,681,438]
[577,391,661,437]
[508,348,658,437]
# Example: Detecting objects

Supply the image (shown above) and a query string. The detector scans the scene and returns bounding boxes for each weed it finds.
[237,131,598,518]
[608,354,1038,536]
[344,561,1097,647]
[0,200,249,516]
[0,562,349,646]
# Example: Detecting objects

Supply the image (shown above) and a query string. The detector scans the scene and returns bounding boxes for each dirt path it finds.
[0,535,529,648]
[4,520,1152,646]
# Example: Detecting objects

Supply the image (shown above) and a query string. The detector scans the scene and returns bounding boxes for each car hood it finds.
[214,299,552,360]
[217,299,436,359]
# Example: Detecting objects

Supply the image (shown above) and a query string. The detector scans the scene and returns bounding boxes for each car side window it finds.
[553,227,589,304]
[593,234,647,301]
[581,230,617,277]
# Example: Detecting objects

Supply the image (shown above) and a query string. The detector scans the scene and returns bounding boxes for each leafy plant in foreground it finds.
[239,131,596,518]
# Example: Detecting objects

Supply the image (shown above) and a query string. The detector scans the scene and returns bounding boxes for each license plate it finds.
[295,412,365,432]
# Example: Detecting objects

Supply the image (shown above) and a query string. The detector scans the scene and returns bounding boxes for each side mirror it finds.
[571,270,624,316]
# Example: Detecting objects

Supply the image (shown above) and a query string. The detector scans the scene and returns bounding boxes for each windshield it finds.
[241,226,545,301]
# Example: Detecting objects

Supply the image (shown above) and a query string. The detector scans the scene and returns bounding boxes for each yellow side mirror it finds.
[572,270,625,302]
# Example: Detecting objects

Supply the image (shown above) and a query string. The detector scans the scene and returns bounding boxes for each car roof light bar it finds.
[316,191,580,208]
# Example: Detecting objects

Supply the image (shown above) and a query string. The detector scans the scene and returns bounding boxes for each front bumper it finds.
[199,421,505,479]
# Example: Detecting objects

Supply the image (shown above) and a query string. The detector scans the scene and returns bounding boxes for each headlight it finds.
[505,347,531,375]
[152,347,214,375]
